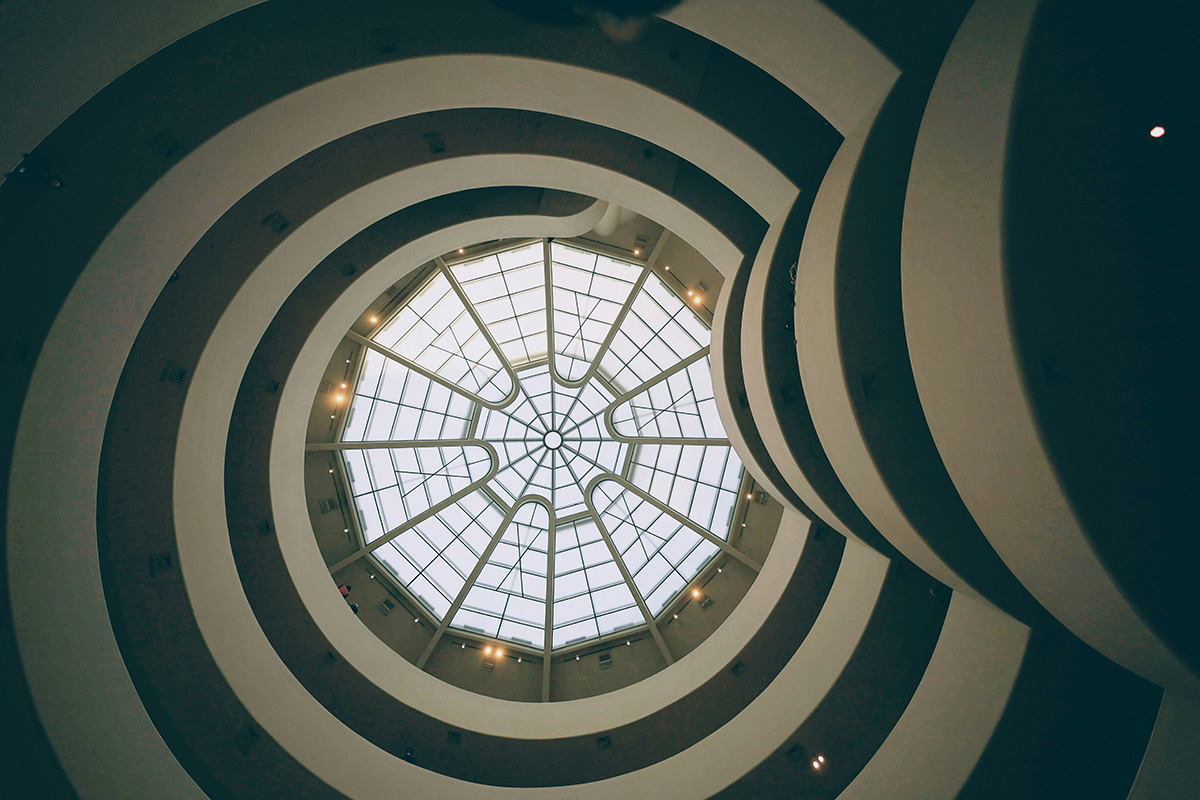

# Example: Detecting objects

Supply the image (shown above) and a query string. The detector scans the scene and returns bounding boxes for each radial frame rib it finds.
[415,495,553,670]
[325,441,500,573]
[585,472,761,573]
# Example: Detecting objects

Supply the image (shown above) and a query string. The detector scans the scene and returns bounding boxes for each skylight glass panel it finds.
[343,444,493,544]
[450,500,550,647]
[451,241,547,368]
[373,271,513,404]
[373,489,504,619]
[610,354,723,440]
[340,239,743,653]
[551,516,642,648]
[627,443,741,534]
[550,242,642,382]
[343,349,474,443]
[598,273,710,394]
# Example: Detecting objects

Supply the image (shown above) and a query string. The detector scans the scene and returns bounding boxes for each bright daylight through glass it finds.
[338,240,744,651]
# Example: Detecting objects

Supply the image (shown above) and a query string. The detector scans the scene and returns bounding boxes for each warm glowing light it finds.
[693,296,701,304]
[458,248,465,254]
[692,589,700,597]
[673,613,679,619]
[330,415,335,419]
[687,289,693,296]
[1150,125,1165,138]
[818,756,825,763]
[369,316,378,324]
[336,395,344,402]
[633,248,641,256]
[664,265,671,271]
[747,493,753,500]
[485,646,492,654]
[813,761,820,769]
[496,649,504,657]
[340,383,347,389]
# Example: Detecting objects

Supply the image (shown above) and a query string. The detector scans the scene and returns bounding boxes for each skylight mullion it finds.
[543,239,556,387]
[347,331,509,410]
[415,498,530,669]
[592,473,760,573]
[551,256,653,388]
[588,507,674,666]
[436,256,522,388]
[542,508,557,701]
[327,443,499,573]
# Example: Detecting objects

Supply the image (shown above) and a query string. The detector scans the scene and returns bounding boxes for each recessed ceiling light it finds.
[369,316,378,324]
[458,248,465,254]
[633,248,641,256]
[1150,125,1166,138]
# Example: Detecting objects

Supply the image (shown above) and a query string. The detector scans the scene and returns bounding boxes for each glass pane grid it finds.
[598,273,710,394]
[550,242,641,382]
[343,239,743,652]
[453,242,547,368]
[374,271,512,403]
[593,480,718,617]
[611,355,723,439]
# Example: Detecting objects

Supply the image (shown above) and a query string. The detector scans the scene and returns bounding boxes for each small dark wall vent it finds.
[261,212,289,234]
[148,552,173,577]
[235,726,260,756]
[599,653,613,670]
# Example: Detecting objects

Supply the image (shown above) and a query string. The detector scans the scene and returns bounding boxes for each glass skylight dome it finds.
[338,240,744,653]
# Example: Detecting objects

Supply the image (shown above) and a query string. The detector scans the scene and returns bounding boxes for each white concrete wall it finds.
[900,0,1198,696]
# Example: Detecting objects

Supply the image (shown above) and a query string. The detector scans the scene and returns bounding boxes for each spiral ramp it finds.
[3,1,1198,798]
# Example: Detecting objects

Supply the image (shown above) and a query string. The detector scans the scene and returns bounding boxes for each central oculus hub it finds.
[543,430,564,450]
